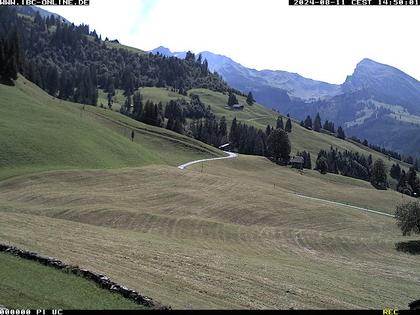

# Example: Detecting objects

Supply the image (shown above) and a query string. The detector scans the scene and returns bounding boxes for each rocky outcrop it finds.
[0,244,168,310]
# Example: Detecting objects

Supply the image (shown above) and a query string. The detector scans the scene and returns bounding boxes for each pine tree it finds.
[285,118,292,133]
[371,159,388,190]
[229,117,239,147]
[306,152,312,169]
[337,126,346,139]
[407,167,419,195]
[265,124,272,136]
[246,91,255,106]
[315,156,328,174]
[313,113,322,132]
[107,92,113,110]
[227,92,239,106]
[123,95,132,114]
[276,116,284,130]
[390,164,402,180]
[219,116,227,142]
[304,115,312,129]
[397,171,412,196]
[46,65,59,95]
[267,128,291,164]
[132,91,143,119]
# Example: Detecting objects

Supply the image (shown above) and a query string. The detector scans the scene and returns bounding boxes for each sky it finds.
[40,0,420,84]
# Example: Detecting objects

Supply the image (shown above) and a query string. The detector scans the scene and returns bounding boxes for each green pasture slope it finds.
[130,86,411,175]
[0,76,222,180]
[0,252,146,309]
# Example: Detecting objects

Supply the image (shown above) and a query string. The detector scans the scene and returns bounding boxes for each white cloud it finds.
[41,0,420,84]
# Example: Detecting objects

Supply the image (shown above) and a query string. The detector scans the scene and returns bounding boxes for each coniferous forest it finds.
[0,6,239,105]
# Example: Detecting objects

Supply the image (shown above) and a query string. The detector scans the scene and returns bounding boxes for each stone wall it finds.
[0,244,169,310]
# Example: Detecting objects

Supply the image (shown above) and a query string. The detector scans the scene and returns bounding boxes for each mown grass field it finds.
[0,252,146,309]
[0,77,222,180]
[0,154,418,309]
[1,78,418,309]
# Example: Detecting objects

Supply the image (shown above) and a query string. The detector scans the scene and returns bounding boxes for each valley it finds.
[0,5,419,310]
[0,77,419,309]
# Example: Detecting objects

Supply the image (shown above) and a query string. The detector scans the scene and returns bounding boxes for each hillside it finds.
[0,155,418,309]
[0,76,222,180]
[130,85,411,178]
[0,252,146,309]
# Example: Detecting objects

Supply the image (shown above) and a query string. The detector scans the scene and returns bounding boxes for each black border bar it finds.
[289,0,420,5]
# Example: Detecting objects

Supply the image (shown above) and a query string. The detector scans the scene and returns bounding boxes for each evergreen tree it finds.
[267,128,291,164]
[337,126,346,139]
[122,95,132,114]
[246,91,255,106]
[306,152,312,169]
[276,116,284,130]
[46,65,59,95]
[265,124,272,137]
[371,159,388,190]
[227,92,239,106]
[219,116,227,143]
[58,70,73,99]
[285,118,292,133]
[304,115,312,129]
[407,167,420,196]
[315,156,328,174]
[132,91,143,119]
[390,164,402,180]
[229,117,239,146]
[185,51,195,62]
[297,151,312,169]
[323,120,335,133]
[107,92,113,110]
[313,113,322,132]
[397,170,412,196]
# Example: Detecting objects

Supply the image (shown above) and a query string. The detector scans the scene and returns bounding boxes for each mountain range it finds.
[151,46,420,157]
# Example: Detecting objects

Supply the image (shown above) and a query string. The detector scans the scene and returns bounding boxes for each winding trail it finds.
[293,194,394,218]
[177,151,238,170]
[178,152,394,218]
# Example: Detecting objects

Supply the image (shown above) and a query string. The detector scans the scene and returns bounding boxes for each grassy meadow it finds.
[0,252,147,309]
[0,76,222,180]
[0,155,418,309]
[0,78,419,309]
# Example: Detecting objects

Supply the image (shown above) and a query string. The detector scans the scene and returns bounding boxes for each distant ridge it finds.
[150,47,420,156]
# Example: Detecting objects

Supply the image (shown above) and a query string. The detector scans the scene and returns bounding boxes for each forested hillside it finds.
[0,6,238,105]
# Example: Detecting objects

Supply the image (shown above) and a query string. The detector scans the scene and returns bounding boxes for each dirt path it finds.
[178,152,394,218]
[178,151,238,170]
[293,193,395,218]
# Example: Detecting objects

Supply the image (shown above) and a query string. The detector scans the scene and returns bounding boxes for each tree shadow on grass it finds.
[395,240,420,255]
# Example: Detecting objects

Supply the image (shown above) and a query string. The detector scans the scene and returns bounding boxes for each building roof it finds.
[290,156,304,164]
